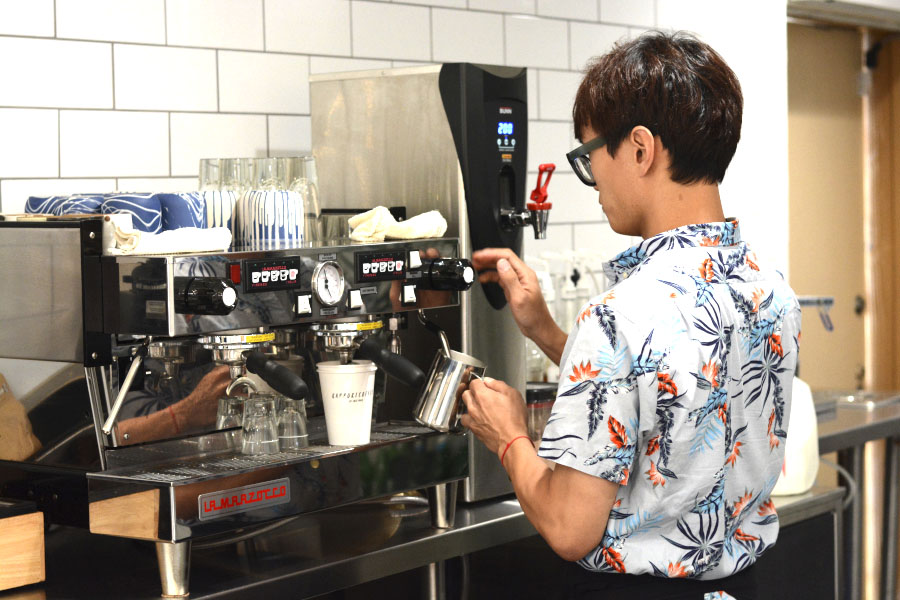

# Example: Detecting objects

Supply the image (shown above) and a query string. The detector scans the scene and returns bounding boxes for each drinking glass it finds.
[284,156,321,242]
[241,395,280,455]
[254,158,281,191]
[278,397,309,451]
[220,159,243,192]
[199,159,220,191]
[216,396,243,429]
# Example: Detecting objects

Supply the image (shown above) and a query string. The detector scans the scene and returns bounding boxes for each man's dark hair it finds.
[573,31,743,185]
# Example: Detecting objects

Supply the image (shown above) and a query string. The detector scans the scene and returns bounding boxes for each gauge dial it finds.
[311,261,346,306]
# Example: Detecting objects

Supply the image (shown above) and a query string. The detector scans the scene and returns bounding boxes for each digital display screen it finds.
[355,250,406,282]
[243,258,304,293]
[497,122,514,135]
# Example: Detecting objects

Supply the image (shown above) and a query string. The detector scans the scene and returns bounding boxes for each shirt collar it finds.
[603,220,742,285]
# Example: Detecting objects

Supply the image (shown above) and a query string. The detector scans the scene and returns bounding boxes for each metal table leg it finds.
[424,560,447,600]
[838,446,864,600]
[156,540,191,598]
[881,437,899,600]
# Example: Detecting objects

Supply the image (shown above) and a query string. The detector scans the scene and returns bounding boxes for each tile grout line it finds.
[261,0,266,52]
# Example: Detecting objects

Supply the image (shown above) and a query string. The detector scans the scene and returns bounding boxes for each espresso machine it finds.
[311,62,547,502]
[0,218,477,596]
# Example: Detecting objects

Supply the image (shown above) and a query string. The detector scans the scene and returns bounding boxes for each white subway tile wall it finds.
[569,22,629,71]
[60,110,170,177]
[432,9,504,65]
[114,44,218,111]
[505,15,568,69]
[267,115,312,156]
[351,2,431,61]
[56,0,166,44]
[536,0,598,22]
[167,0,264,50]
[537,69,582,121]
[0,37,112,108]
[309,56,391,75]
[217,51,310,114]
[169,113,267,175]
[0,2,791,276]
[599,0,656,28]
[265,0,351,56]
[0,0,55,37]
[468,0,535,15]
[0,109,59,178]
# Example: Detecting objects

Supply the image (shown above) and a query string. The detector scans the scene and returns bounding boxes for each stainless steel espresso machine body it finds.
[311,63,538,501]
[0,217,473,596]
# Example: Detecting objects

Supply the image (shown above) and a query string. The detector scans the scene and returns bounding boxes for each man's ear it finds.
[629,126,655,176]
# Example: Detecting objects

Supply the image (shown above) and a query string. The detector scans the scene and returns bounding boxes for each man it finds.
[464,31,800,599]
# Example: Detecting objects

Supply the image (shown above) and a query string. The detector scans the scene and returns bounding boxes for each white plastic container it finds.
[773,376,819,496]
[316,360,377,446]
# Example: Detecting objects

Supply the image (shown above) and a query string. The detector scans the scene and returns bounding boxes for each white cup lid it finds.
[316,359,377,374]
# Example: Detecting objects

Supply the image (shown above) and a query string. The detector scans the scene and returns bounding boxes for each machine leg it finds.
[838,446,864,600]
[156,540,191,598]
[427,481,459,529]
[424,560,447,600]
[881,437,899,600]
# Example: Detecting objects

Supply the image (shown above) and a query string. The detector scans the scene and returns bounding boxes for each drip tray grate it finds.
[94,425,436,484]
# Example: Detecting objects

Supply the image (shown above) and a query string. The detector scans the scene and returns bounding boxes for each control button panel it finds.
[243,258,304,293]
[355,250,406,283]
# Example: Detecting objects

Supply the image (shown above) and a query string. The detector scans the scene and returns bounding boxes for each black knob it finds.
[416,258,476,291]
[174,277,237,315]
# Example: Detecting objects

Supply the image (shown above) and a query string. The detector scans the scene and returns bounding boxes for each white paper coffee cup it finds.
[316,360,377,446]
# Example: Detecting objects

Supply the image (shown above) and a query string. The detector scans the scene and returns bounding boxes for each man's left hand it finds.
[460,377,529,457]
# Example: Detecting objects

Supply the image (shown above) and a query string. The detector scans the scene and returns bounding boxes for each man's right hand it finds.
[471,248,567,364]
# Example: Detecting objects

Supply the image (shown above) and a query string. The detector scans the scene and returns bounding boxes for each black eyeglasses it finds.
[566,136,607,187]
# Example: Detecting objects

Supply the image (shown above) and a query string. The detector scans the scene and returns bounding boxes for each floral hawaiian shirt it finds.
[537,220,801,580]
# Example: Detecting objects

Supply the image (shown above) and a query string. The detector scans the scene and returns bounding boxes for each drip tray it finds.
[92,423,435,485]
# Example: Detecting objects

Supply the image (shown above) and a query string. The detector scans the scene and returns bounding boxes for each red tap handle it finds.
[528,163,555,210]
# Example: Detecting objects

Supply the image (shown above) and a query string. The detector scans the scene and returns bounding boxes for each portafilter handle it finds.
[243,350,309,400]
[356,338,426,391]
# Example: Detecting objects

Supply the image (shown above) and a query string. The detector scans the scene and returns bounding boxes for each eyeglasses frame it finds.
[566,136,607,187]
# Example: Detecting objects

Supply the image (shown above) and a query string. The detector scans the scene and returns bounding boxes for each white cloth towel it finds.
[107,222,232,255]
[348,206,447,242]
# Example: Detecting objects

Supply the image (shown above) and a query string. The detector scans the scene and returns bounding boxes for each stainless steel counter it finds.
[11,485,842,600]
[815,393,900,600]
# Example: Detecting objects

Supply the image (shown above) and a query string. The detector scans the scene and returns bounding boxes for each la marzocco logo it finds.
[198,478,291,520]
[499,106,512,114]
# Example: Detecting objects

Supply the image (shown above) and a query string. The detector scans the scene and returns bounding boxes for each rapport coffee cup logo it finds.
[331,389,373,403]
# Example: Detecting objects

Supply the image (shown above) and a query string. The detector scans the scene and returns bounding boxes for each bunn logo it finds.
[198,478,291,521]
[499,107,512,114]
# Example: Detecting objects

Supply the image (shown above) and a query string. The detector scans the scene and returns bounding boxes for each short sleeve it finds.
[537,301,639,485]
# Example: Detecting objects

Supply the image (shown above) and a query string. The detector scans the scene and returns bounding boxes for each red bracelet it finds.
[500,435,532,467]
[167,405,181,434]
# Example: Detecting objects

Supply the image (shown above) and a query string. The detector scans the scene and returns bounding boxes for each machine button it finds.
[296,294,312,316]
[408,251,422,269]
[402,285,417,305]
[348,289,363,310]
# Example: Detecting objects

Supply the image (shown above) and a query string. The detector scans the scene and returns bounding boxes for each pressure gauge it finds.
[311,261,346,306]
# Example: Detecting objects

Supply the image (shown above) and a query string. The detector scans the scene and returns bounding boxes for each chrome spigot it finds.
[499,163,555,240]
[527,163,555,240]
